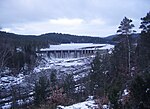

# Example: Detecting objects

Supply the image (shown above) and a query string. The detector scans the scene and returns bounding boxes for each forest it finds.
[0,12,150,109]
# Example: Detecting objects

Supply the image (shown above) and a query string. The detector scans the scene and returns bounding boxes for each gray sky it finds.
[0,0,149,37]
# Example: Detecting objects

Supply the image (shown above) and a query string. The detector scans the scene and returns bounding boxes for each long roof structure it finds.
[40,43,114,51]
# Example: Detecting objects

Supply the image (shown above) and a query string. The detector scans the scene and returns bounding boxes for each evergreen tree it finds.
[108,49,127,108]
[0,47,12,71]
[34,76,49,105]
[130,72,150,108]
[50,70,57,87]
[63,74,75,99]
[137,12,150,71]
[130,11,150,109]
[89,52,110,96]
[107,17,135,108]
[116,17,135,76]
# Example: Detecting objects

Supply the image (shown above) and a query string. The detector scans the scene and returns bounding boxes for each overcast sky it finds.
[0,0,149,37]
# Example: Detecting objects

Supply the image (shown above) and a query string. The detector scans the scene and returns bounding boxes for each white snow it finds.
[16,47,22,52]
[2,103,11,109]
[122,89,129,96]
[146,88,149,93]
[103,105,109,109]
[1,96,34,109]
[0,73,25,89]
[55,59,85,67]
[34,57,91,74]
[57,100,98,109]
[98,44,114,50]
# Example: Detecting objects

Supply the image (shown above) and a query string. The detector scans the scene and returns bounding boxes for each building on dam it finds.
[37,43,114,58]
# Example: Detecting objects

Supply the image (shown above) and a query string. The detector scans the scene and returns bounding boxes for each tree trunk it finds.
[126,35,131,76]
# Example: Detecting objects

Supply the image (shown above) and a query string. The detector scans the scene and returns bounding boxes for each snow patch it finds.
[123,89,129,96]
[57,100,98,109]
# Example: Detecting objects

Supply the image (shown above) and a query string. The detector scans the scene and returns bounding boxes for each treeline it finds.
[0,31,52,74]
[87,12,150,108]
[40,33,110,44]
[0,31,110,45]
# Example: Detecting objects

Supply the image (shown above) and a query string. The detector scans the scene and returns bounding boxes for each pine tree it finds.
[63,74,75,98]
[89,53,101,95]
[34,76,49,105]
[50,70,57,87]
[106,17,135,108]
[89,52,110,97]
[130,72,150,108]
[116,17,135,76]
[137,12,150,71]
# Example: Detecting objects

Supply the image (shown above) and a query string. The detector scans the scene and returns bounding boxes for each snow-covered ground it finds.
[0,56,92,90]
[57,96,98,109]
[0,55,94,108]
[0,73,25,89]
[34,55,93,81]
[57,100,98,109]
[57,96,109,109]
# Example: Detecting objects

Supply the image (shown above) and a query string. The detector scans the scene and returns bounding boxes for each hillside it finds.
[0,31,110,45]
[40,33,110,44]
[104,33,139,41]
